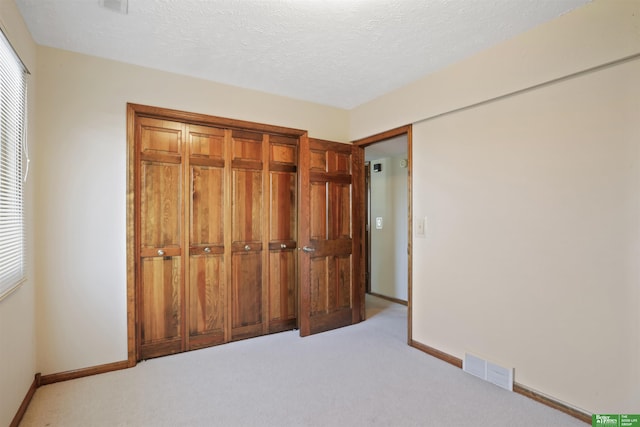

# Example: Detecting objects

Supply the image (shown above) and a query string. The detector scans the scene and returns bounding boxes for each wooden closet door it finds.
[137,117,185,359]
[230,130,265,340]
[187,125,227,349]
[268,135,298,333]
[131,104,308,361]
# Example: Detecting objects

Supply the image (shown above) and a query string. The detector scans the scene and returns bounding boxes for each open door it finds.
[298,136,364,336]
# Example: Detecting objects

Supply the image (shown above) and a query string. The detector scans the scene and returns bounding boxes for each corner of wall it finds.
[0,1,38,425]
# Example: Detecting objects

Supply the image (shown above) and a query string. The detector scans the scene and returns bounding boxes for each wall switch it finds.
[415,217,425,237]
[375,217,383,229]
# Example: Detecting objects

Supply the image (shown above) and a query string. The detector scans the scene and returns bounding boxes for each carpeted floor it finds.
[20,295,587,426]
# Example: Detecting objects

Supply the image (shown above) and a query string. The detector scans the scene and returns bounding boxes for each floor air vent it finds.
[463,353,513,391]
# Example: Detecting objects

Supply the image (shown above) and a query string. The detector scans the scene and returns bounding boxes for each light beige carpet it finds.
[20,295,586,426]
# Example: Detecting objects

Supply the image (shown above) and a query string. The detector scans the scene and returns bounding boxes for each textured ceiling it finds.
[16,0,590,109]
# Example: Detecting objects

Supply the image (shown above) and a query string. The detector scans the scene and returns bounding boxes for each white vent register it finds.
[463,353,514,391]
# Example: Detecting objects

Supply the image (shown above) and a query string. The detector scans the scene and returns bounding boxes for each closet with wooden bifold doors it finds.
[133,107,301,360]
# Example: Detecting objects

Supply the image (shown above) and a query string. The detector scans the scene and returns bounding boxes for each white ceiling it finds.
[365,135,406,161]
[15,0,589,109]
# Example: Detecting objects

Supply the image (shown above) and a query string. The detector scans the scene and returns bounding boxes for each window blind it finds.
[0,29,27,301]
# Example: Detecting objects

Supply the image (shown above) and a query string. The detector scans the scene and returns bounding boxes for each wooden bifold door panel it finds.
[137,118,185,359]
[130,104,363,361]
[267,135,299,334]
[187,124,226,350]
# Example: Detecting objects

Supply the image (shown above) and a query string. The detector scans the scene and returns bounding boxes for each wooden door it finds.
[187,124,227,349]
[268,135,298,333]
[298,137,364,336]
[230,130,265,341]
[136,117,186,359]
[130,104,318,362]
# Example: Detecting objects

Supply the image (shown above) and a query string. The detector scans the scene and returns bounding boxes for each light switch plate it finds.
[416,217,425,237]
[375,217,383,229]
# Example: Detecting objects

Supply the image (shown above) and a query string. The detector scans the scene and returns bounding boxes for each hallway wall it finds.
[369,155,408,301]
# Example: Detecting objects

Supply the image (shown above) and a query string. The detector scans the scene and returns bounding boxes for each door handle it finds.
[302,246,315,253]
[157,249,165,256]
[203,247,211,253]
[244,245,251,251]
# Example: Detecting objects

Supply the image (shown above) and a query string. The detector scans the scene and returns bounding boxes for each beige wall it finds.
[351,0,640,414]
[369,154,408,301]
[0,0,37,425]
[34,46,350,375]
[5,0,640,420]
[350,0,640,140]
[413,58,640,414]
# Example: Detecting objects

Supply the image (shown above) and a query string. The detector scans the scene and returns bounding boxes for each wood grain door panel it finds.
[268,168,297,332]
[329,182,352,239]
[139,117,182,156]
[232,170,263,244]
[190,166,224,246]
[309,244,352,314]
[140,162,182,249]
[231,251,263,340]
[137,118,185,360]
[187,125,227,349]
[269,172,296,241]
[139,256,183,358]
[230,130,265,341]
[268,249,297,333]
[299,137,363,336]
[188,254,225,349]
[188,124,225,160]
[232,130,263,162]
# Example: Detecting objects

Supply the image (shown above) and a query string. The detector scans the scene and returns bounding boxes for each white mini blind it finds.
[0,29,27,301]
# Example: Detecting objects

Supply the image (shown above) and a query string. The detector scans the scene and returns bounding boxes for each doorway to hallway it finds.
[354,125,413,343]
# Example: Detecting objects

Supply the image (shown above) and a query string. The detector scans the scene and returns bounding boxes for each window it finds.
[0,30,28,301]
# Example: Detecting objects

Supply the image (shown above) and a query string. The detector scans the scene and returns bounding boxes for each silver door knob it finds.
[280,244,287,249]
[204,247,211,253]
[157,249,165,256]
[302,246,315,253]
[244,245,251,251]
